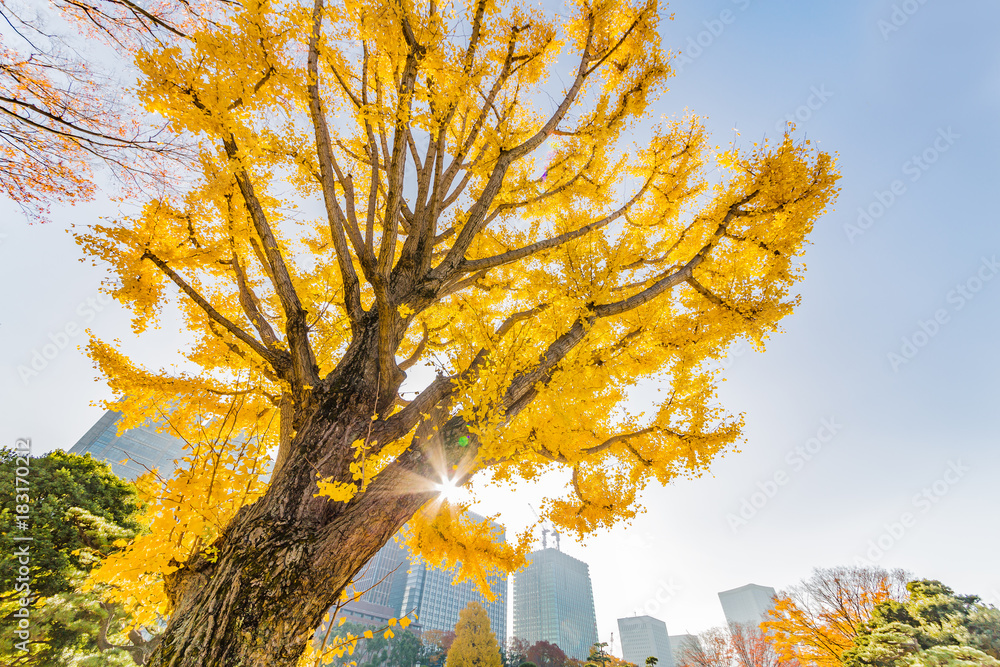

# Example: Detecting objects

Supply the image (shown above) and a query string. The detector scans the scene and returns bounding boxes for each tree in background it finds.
[672,624,795,667]
[424,630,459,667]
[387,629,424,667]
[588,642,612,667]
[505,637,531,667]
[68,0,839,661]
[0,449,144,665]
[675,628,733,667]
[0,0,185,221]
[763,566,910,667]
[645,657,658,667]
[605,657,636,667]
[445,602,502,667]
[308,619,423,667]
[527,641,567,667]
[841,579,1000,667]
[727,622,799,667]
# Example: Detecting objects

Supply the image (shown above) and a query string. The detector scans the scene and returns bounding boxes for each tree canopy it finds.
[0,449,141,599]
[527,640,567,667]
[0,449,143,665]
[764,569,1000,667]
[446,602,503,667]
[53,0,840,662]
[841,580,1000,667]
[0,0,184,221]
[763,566,910,667]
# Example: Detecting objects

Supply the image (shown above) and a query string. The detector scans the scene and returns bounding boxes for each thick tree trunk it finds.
[147,340,436,667]
[149,455,433,666]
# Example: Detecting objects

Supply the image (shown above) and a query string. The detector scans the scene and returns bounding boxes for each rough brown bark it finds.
[147,328,443,667]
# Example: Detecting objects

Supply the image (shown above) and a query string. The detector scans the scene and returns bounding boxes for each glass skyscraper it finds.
[340,512,508,644]
[512,547,598,660]
[339,535,412,627]
[399,512,507,644]
[69,408,187,481]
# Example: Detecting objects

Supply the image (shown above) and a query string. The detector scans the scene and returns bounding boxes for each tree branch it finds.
[96,601,162,665]
[223,134,320,389]
[398,322,429,371]
[592,190,759,319]
[142,249,290,374]
[461,168,655,273]
[307,0,365,330]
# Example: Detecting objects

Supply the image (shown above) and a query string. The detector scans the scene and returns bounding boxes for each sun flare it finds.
[436,479,461,503]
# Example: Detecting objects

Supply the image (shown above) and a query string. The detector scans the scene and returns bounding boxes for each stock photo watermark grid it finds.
[877,0,934,40]
[15,292,114,386]
[887,255,998,372]
[854,459,968,567]
[773,85,834,135]
[727,417,844,533]
[844,127,958,244]
[672,0,752,74]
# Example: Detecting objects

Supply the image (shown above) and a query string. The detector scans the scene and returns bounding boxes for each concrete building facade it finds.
[617,615,675,667]
[717,584,777,628]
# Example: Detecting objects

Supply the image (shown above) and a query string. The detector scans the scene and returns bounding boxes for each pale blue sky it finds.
[2,0,999,650]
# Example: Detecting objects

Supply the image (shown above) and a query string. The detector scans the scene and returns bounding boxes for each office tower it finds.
[339,512,508,643]
[400,512,508,644]
[717,584,777,627]
[70,408,187,481]
[341,536,411,627]
[512,544,598,660]
[617,615,675,667]
[667,635,700,666]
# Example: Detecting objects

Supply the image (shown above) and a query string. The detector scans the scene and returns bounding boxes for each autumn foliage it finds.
[446,602,503,667]
[761,567,910,667]
[0,0,183,221]
[40,0,843,662]
[527,640,568,667]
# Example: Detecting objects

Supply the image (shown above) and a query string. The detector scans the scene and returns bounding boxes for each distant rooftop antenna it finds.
[529,503,551,550]
[554,530,561,551]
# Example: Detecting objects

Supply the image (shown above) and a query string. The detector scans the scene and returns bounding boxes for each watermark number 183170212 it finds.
[10,438,33,653]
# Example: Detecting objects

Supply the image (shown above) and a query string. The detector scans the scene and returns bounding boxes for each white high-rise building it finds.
[717,584,777,627]
[617,615,674,667]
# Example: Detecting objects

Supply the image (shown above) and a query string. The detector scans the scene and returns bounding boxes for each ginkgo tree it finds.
[71,0,839,664]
